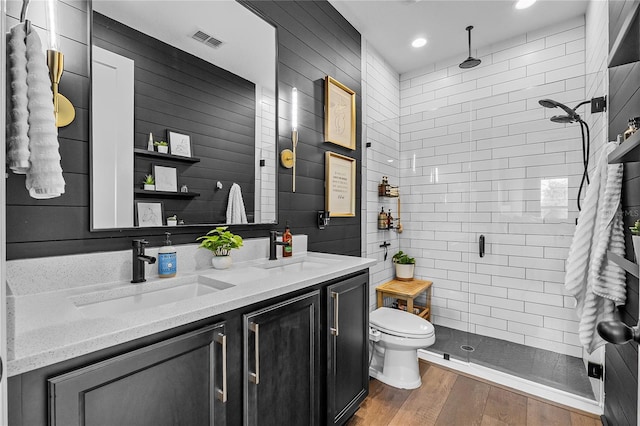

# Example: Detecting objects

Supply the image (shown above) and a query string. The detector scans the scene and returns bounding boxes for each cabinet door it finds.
[48,322,228,426]
[244,291,321,426]
[327,274,369,425]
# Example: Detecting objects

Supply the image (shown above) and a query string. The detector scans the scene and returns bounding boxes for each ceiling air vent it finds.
[191,30,223,49]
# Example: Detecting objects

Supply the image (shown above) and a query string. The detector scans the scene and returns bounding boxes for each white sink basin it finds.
[258,256,338,273]
[73,276,235,317]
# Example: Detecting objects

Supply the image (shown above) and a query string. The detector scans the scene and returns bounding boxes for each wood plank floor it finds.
[347,362,602,426]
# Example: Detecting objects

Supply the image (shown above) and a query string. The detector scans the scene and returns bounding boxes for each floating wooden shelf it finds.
[607,251,639,278]
[609,0,640,68]
[608,131,640,163]
[134,148,201,164]
[134,189,200,198]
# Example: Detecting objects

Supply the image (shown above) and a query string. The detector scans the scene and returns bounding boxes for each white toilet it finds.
[369,307,435,389]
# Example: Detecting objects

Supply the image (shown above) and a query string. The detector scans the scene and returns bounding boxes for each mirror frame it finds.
[88,0,279,233]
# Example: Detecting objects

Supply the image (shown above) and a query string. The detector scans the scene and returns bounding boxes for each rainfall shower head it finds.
[459,26,481,69]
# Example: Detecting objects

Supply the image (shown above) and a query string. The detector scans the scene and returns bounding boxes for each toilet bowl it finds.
[369,307,435,389]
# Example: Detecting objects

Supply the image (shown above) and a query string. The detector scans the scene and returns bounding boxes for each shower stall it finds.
[366,59,608,410]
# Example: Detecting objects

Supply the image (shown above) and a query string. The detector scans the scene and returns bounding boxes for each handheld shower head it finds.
[550,115,577,124]
[538,98,580,120]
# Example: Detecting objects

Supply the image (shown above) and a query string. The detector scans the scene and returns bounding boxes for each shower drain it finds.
[460,345,475,352]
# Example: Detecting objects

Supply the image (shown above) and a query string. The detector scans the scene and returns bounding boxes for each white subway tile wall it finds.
[396,17,596,358]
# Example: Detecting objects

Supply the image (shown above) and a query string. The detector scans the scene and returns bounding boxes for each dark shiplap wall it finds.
[606,1,639,424]
[5,0,362,259]
[93,13,256,225]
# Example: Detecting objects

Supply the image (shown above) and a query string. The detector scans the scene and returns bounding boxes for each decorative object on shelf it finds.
[143,174,155,191]
[387,209,393,229]
[147,132,154,151]
[623,117,640,141]
[392,250,415,281]
[154,140,168,154]
[167,129,192,158]
[280,88,298,191]
[166,215,178,226]
[629,220,640,262]
[153,165,178,192]
[324,76,356,150]
[378,207,388,230]
[325,151,356,217]
[180,184,189,193]
[196,226,244,269]
[378,176,389,196]
[135,201,163,227]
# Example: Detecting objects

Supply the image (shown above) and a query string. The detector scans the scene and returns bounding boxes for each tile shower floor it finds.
[427,325,595,400]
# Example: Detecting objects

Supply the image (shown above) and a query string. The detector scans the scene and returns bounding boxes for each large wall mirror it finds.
[90,1,277,230]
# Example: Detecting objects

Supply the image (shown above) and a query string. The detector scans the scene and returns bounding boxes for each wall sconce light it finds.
[317,210,330,229]
[45,0,75,127]
[280,87,297,192]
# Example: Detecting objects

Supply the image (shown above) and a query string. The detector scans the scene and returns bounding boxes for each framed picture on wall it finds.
[135,201,164,227]
[153,165,178,192]
[325,151,356,217]
[324,76,356,150]
[167,130,192,158]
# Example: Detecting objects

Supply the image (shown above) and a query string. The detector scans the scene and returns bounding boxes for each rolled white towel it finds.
[24,27,65,199]
[7,24,30,174]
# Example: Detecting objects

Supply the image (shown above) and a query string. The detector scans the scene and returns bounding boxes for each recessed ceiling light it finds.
[515,0,537,9]
[411,38,427,48]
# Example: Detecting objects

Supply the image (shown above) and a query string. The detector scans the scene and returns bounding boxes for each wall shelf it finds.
[607,251,639,278]
[134,148,201,164]
[609,0,640,68]
[608,131,640,163]
[134,189,200,198]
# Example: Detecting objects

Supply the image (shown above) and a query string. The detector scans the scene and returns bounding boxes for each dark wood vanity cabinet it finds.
[243,291,321,425]
[48,322,228,426]
[8,270,369,426]
[326,274,369,426]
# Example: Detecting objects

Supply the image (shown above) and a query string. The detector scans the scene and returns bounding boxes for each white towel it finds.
[565,142,625,353]
[7,24,65,199]
[7,24,30,173]
[226,183,248,224]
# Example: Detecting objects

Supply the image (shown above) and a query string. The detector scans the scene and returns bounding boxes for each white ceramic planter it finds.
[395,263,415,281]
[167,219,177,227]
[633,235,640,263]
[157,146,169,154]
[212,255,232,270]
[143,184,155,191]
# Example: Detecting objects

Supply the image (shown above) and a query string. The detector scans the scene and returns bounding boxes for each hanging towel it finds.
[565,142,625,353]
[7,24,30,173]
[226,183,248,224]
[6,23,65,199]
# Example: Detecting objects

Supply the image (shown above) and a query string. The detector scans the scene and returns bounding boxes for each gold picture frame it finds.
[324,76,356,150]
[325,152,356,217]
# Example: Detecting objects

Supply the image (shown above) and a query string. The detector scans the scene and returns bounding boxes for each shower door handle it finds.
[479,235,485,258]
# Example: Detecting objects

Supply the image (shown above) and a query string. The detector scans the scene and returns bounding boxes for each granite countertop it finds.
[7,252,376,376]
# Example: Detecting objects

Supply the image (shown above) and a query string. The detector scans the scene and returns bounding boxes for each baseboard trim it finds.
[418,349,603,416]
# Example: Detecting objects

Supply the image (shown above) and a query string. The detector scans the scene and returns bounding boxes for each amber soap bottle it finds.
[283,224,293,257]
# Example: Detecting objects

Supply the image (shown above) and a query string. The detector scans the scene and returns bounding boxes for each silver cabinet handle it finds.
[331,291,339,336]
[215,332,227,402]
[249,322,260,384]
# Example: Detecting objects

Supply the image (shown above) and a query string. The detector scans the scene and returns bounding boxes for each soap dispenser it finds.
[158,232,177,278]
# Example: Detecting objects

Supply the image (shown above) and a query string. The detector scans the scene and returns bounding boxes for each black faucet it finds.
[269,230,290,261]
[132,239,156,283]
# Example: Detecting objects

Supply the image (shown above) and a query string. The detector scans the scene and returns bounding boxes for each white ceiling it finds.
[328,0,590,75]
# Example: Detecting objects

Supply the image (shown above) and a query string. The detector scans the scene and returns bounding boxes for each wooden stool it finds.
[376,279,432,321]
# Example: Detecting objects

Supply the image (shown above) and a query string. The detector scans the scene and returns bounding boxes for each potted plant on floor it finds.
[143,174,155,191]
[393,250,415,281]
[197,226,243,269]
[630,220,640,263]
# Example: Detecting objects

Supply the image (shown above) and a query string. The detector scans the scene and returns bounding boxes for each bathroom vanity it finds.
[6,245,374,425]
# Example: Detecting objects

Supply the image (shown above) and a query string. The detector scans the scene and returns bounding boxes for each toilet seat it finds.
[370,307,434,338]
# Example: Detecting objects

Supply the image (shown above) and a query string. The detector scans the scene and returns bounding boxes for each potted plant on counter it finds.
[154,140,169,154]
[166,215,178,226]
[143,174,155,191]
[197,226,243,269]
[630,220,640,263]
[392,250,415,281]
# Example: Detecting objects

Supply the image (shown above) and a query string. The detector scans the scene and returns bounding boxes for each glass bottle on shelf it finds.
[378,207,388,229]
[387,209,393,229]
[378,176,388,196]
